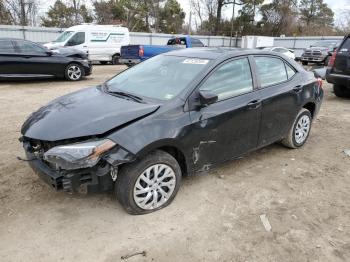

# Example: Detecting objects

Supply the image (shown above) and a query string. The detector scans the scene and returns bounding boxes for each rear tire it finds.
[333,84,350,98]
[111,54,120,65]
[100,61,108,65]
[281,108,312,149]
[302,61,308,66]
[115,150,182,215]
[64,63,84,81]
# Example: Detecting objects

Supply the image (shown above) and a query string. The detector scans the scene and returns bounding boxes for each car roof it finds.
[164,47,287,60]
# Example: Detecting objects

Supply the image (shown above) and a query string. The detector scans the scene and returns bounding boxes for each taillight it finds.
[328,50,337,67]
[317,77,323,89]
[139,46,144,57]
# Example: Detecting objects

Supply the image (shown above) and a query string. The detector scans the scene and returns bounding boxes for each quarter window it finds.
[285,63,296,79]
[199,58,253,101]
[254,57,288,87]
[0,40,16,53]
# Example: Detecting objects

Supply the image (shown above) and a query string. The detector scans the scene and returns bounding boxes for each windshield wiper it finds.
[108,90,144,103]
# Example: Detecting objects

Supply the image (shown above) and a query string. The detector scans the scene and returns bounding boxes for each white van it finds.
[44,24,130,64]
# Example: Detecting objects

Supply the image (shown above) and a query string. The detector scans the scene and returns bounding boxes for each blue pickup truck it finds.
[119,36,205,66]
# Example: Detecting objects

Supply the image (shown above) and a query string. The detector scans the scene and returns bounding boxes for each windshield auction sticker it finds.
[182,59,209,65]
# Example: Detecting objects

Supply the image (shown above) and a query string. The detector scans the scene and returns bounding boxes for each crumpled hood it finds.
[21,86,160,141]
[52,47,88,59]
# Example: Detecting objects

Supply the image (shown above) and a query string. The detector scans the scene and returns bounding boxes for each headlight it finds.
[43,139,116,170]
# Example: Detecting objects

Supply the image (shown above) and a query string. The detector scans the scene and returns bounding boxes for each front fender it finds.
[106,106,195,174]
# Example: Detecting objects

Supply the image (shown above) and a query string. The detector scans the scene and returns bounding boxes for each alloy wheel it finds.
[133,164,176,210]
[67,65,82,80]
[294,115,311,144]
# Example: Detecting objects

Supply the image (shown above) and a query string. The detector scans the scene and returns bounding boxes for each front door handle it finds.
[247,99,261,109]
[293,85,303,93]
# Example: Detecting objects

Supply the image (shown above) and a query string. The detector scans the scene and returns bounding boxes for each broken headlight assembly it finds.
[43,139,116,170]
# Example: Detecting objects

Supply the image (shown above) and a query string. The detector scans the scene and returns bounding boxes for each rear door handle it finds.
[247,99,261,109]
[293,85,303,93]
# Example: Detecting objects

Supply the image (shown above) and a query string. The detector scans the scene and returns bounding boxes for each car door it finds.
[0,39,20,76]
[253,56,300,147]
[13,40,59,76]
[188,57,261,170]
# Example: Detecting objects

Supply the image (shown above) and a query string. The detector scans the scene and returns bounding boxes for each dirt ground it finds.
[0,65,349,262]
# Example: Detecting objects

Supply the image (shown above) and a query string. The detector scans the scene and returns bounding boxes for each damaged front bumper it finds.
[22,139,135,193]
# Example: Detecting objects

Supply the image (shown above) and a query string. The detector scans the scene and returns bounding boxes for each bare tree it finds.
[4,0,39,26]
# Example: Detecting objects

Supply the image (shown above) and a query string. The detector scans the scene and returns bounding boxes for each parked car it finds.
[119,35,204,66]
[44,24,130,65]
[21,48,323,214]
[301,40,340,66]
[0,38,92,81]
[326,35,350,97]
[263,46,296,60]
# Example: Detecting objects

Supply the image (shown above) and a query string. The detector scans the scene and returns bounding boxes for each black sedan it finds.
[0,38,92,81]
[20,48,323,214]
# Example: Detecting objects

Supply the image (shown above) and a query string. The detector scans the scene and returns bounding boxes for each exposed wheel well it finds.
[159,146,187,176]
[303,102,315,118]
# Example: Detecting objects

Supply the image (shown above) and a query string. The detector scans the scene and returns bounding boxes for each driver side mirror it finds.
[198,90,218,107]
[46,50,53,56]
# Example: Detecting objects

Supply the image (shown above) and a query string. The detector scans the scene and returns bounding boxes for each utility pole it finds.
[229,1,236,47]
[188,11,192,35]
[229,1,243,47]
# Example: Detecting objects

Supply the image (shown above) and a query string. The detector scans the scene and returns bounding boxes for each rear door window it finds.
[199,58,253,101]
[340,37,350,51]
[254,56,288,87]
[15,40,46,54]
[0,40,16,53]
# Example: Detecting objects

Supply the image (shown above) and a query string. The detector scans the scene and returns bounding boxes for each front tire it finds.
[100,61,108,65]
[333,84,350,98]
[65,63,84,81]
[302,61,308,66]
[282,108,312,149]
[115,150,182,215]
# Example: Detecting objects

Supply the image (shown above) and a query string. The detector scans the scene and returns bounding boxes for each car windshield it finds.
[106,55,210,100]
[311,41,338,47]
[53,31,74,43]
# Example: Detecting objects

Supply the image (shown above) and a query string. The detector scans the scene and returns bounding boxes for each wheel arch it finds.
[302,102,316,118]
[134,139,192,176]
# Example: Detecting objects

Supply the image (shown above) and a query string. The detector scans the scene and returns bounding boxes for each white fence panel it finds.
[0,25,345,52]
